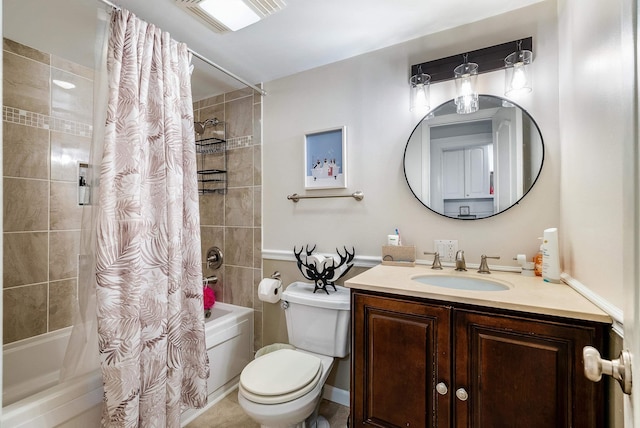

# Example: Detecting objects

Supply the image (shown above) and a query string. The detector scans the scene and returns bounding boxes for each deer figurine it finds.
[293,245,355,294]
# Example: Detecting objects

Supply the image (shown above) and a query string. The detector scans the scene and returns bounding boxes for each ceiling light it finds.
[199,0,260,31]
[176,0,286,34]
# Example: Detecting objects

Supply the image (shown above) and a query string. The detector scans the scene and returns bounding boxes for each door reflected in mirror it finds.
[404,95,544,220]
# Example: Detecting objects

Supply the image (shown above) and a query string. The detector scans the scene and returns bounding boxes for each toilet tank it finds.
[282,282,351,358]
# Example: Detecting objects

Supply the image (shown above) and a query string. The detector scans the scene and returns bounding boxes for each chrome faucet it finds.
[455,250,466,271]
[477,255,500,274]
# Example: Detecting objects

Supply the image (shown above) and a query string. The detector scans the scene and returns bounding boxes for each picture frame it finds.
[304,126,347,189]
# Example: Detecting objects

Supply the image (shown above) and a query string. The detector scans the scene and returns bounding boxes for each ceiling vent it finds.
[175,0,286,34]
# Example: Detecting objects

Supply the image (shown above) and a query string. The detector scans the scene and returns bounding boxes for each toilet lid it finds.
[240,349,323,404]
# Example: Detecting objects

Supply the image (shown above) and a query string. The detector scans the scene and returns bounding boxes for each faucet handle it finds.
[478,255,500,274]
[424,252,443,270]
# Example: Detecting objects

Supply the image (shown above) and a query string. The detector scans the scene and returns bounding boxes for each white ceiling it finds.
[3,0,544,101]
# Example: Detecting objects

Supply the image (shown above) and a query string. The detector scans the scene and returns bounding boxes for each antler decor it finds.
[293,245,355,294]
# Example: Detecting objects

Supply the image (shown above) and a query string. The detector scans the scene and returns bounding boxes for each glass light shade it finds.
[504,50,533,96]
[454,62,479,114]
[410,73,431,112]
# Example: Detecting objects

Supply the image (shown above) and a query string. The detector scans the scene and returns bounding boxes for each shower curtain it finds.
[94,9,208,427]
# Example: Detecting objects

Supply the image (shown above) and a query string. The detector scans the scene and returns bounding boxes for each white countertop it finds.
[345,264,611,324]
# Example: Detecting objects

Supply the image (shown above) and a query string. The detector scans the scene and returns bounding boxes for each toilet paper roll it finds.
[325,254,339,268]
[516,254,527,265]
[306,254,327,273]
[258,278,282,303]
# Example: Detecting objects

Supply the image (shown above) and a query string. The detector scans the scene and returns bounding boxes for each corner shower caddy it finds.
[196,120,227,194]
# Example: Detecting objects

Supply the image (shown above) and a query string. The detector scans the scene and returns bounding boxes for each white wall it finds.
[0,0,4,413]
[558,0,632,314]
[263,1,559,270]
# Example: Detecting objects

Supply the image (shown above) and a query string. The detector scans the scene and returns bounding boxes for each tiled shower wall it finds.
[2,39,93,343]
[2,38,263,352]
[194,89,263,352]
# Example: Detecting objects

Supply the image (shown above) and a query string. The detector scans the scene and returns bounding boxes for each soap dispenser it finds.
[542,227,561,283]
[533,238,543,277]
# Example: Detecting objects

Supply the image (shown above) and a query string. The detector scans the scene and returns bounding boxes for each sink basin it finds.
[412,275,510,291]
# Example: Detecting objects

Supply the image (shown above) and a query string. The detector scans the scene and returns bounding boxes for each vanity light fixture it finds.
[409,65,431,113]
[504,40,533,96]
[409,37,533,113]
[454,54,479,114]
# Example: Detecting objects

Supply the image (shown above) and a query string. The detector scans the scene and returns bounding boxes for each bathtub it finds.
[181,303,254,425]
[2,302,254,427]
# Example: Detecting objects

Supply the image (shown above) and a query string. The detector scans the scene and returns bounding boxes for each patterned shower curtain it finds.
[96,9,208,427]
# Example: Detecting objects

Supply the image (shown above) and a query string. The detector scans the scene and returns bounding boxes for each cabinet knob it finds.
[435,382,448,395]
[455,388,468,401]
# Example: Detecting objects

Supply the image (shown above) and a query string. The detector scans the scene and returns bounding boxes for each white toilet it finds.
[237,281,351,428]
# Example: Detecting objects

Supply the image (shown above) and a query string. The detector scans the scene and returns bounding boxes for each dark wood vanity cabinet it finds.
[351,292,451,427]
[350,290,607,428]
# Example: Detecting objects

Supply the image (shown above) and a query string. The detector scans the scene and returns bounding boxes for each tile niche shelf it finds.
[196,136,227,194]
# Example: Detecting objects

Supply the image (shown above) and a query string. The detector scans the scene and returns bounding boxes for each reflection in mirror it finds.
[404,95,544,220]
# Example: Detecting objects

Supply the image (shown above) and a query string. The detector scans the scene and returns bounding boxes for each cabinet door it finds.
[454,310,604,428]
[442,147,491,200]
[464,146,490,198]
[442,149,466,199]
[352,293,451,428]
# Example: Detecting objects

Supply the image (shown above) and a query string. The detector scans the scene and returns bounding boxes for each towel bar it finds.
[287,190,364,203]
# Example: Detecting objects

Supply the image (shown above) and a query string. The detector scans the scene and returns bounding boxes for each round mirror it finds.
[403,95,544,220]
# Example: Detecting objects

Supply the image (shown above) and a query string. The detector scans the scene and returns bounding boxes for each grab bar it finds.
[287,191,364,203]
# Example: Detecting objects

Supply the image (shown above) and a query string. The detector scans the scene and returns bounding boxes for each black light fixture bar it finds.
[411,37,533,84]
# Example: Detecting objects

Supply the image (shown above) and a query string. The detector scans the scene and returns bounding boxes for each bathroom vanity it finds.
[345,265,611,428]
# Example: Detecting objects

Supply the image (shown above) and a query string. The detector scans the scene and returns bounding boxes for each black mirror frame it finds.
[403,94,545,220]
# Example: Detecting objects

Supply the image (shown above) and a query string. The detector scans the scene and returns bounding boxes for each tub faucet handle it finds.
[206,246,223,270]
[478,255,500,274]
[455,250,466,271]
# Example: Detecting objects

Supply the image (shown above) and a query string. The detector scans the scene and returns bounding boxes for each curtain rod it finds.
[97,0,267,96]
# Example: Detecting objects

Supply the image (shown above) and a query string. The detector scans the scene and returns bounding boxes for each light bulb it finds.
[511,64,527,90]
[410,72,431,113]
[505,49,532,96]
[416,86,427,103]
[454,61,479,114]
[460,78,472,96]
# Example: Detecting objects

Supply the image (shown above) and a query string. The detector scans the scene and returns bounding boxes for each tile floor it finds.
[186,389,350,427]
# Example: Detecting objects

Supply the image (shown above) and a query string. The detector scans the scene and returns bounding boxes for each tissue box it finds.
[381,245,416,267]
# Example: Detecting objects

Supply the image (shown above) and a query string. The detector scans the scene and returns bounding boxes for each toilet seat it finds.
[239,349,323,405]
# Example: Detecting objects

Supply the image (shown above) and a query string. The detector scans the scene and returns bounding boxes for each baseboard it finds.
[323,385,350,407]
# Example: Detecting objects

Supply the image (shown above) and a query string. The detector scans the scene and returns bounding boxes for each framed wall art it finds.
[304,126,347,189]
